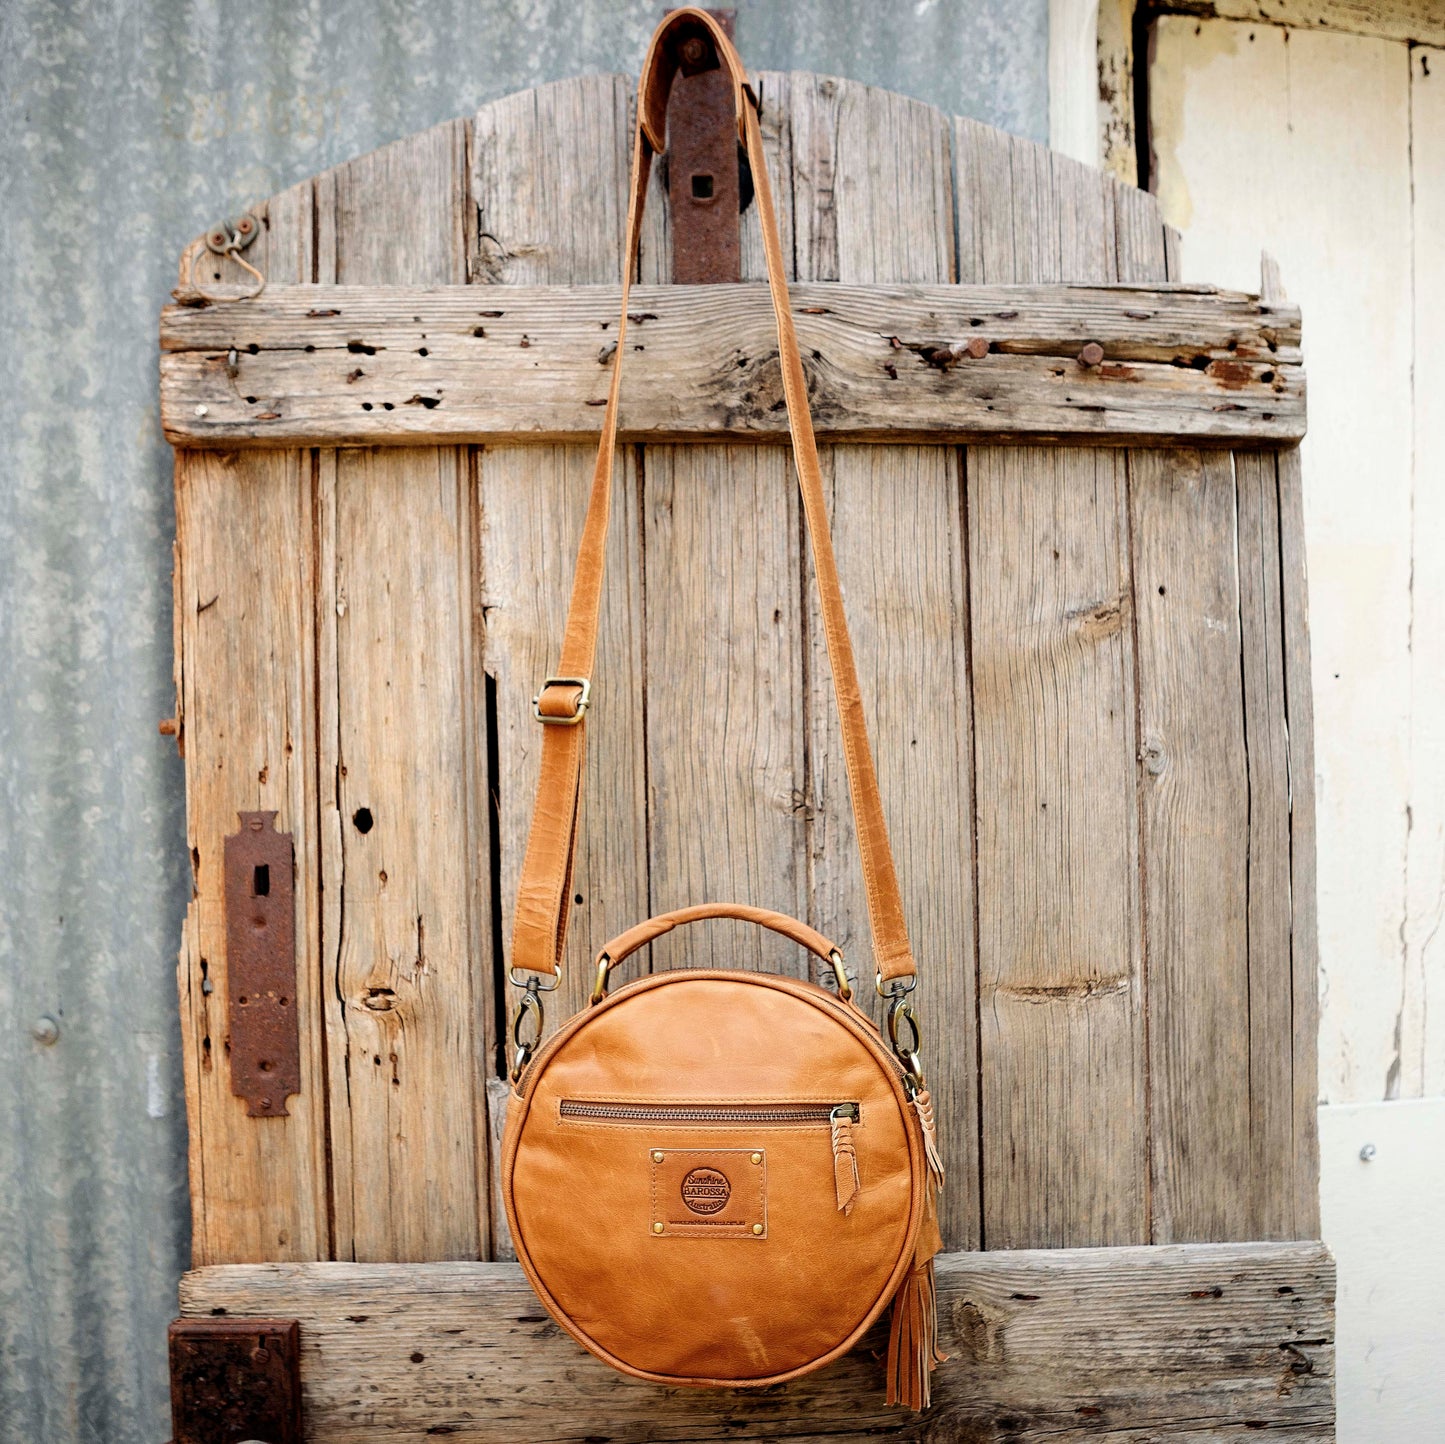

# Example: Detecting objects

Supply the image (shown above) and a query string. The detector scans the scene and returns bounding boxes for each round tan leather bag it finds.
[502,9,945,1410]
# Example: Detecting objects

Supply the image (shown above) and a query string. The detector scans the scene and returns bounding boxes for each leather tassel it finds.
[885,1255,944,1410]
[912,1087,946,1191]
[830,1108,861,1215]
[886,1172,946,1410]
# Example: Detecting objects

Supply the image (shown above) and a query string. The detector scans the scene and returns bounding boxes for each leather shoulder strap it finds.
[509,7,918,989]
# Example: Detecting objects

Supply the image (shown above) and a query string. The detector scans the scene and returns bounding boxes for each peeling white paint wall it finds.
[1148,16,1445,1438]
[1150,10,1443,1116]
[0,3,1048,1439]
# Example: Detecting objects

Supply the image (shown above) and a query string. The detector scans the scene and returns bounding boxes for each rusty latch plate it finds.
[169,1317,301,1444]
[666,8,742,284]
[224,810,300,1117]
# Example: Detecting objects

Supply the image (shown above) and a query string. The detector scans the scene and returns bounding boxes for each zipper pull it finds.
[831,1104,860,1215]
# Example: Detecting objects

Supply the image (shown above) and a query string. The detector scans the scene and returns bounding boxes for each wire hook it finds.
[188,213,266,302]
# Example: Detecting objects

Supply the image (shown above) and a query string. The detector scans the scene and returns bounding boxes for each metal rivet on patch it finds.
[750,1152,762,1165]
[751,1223,764,1235]
[653,1222,665,1234]
[652,1150,664,1163]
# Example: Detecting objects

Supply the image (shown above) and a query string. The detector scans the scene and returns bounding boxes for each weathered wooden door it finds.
[162,68,1333,1439]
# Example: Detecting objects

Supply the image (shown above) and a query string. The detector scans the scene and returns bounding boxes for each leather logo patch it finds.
[680,1166,730,1215]
[650,1149,766,1238]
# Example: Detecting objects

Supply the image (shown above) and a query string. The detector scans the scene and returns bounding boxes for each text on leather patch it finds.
[650,1148,767,1238]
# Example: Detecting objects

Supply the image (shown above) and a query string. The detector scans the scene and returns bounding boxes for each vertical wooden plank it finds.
[1279,445,1321,1236]
[474,75,631,286]
[643,442,806,973]
[1236,449,1298,1240]
[638,71,797,983]
[637,72,804,979]
[479,444,647,1023]
[472,78,650,1032]
[1114,182,1170,283]
[314,449,346,1252]
[791,75,977,1251]
[953,119,1011,284]
[324,445,479,1261]
[484,1076,516,1262]
[959,121,1147,1250]
[1151,17,1413,1106]
[1007,134,1061,283]
[175,177,327,1266]
[790,77,953,289]
[969,446,1147,1249]
[175,449,328,1266]
[956,119,1121,286]
[638,68,795,980]
[330,121,470,285]
[1131,448,1252,1243]
[1052,151,1118,285]
[1163,223,1183,282]
[960,126,1053,282]
[315,120,486,1261]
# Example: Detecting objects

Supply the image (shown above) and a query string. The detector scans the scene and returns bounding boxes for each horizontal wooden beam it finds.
[179,1241,1334,1441]
[1168,1,1445,47]
[160,282,1305,449]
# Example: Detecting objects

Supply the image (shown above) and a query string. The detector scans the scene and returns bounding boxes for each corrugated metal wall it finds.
[0,2,1046,1437]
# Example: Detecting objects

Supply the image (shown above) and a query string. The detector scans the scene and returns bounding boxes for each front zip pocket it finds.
[560,1099,862,1212]
[559,1099,859,1126]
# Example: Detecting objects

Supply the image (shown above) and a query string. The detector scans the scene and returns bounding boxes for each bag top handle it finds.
[509,8,919,995]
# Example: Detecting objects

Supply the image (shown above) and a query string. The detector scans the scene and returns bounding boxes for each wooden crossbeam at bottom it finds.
[179,1240,1334,1442]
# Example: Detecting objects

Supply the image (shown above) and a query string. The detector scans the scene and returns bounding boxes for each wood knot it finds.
[1140,733,1168,777]
[949,1297,1003,1364]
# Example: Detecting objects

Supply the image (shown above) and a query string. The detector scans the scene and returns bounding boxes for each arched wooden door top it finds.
[178,70,1180,299]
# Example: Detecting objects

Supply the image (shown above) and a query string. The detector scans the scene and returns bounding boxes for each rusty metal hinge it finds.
[665,8,747,284]
[168,1318,301,1444]
[224,811,300,1117]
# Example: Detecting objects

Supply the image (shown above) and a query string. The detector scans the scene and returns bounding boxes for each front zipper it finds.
[559,1099,859,1126]
[561,1099,863,1212]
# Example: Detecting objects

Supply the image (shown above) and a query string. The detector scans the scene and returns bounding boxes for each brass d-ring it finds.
[826,948,853,1002]
[875,969,918,998]
[589,952,613,1006]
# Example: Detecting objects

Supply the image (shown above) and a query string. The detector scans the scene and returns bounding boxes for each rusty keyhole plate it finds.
[666,8,743,284]
[223,810,300,1117]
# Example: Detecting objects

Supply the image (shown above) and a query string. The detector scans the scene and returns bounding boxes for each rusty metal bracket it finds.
[224,811,300,1117]
[169,1317,301,1444]
[665,9,744,283]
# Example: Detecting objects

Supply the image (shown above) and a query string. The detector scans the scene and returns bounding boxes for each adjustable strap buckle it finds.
[532,676,591,726]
